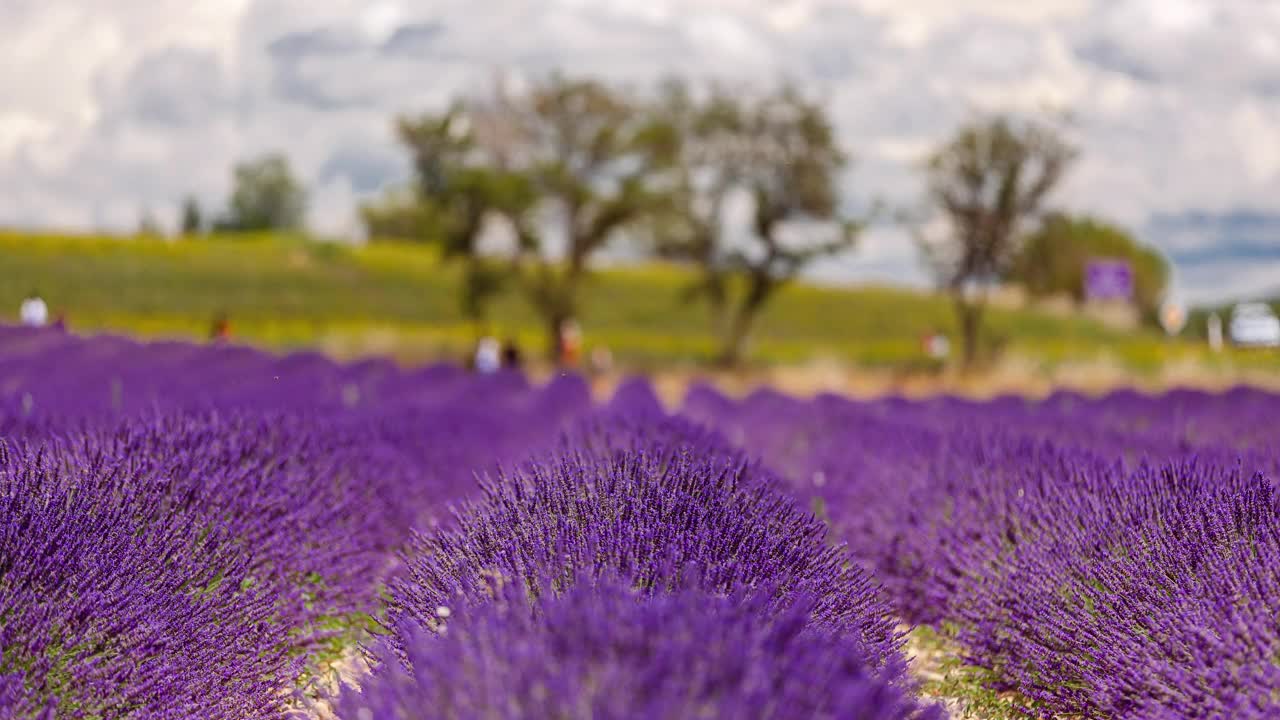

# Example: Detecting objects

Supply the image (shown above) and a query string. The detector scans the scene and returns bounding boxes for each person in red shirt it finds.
[558,318,582,368]
[210,312,231,342]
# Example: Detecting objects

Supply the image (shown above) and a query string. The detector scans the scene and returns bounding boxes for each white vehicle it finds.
[1229,303,1280,348]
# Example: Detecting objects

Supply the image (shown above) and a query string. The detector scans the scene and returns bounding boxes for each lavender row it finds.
[683,383,1280,718]
[12,320,1277,718]
[5,328,937,717]
[0,328,592,717]
[341,413,940,719]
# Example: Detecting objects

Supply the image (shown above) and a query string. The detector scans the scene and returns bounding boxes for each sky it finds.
[2,0,1280,304]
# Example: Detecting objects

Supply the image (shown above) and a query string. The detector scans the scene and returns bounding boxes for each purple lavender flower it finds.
[0,441,302,718]
[687,384,1280,719]
[343,575,942,720]
[389,440,902,669]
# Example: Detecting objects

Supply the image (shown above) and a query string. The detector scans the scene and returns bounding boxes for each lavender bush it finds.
[342,574,941,720]
[388,440,901,667]
[0,441,301,718]
[687,382,1280,719]
[0,327,589,716]
[9,322,1280,719]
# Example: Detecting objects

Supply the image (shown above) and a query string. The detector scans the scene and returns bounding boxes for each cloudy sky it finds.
[3,0,1280,304]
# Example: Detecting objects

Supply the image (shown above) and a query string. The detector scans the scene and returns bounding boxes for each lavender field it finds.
[1,326,1278,720]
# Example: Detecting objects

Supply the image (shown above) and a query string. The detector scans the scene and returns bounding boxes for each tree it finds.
[645,79,741,335]
[392,102,537,333]
[1009,212,1169,320]
[179,196,203,235]
[214,153,307,233]
[477,75,678,359]
[358,187,446,243]
[916,116,1077,368]
[650,80,860,366]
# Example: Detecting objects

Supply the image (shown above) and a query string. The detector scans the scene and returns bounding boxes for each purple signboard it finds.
[1084,259,1133,302]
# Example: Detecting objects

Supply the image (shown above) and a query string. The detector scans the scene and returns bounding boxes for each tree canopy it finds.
[917,115,1077,366]
[649,79,859,365]
[214,153,307,233]
[1010,212,1169,319]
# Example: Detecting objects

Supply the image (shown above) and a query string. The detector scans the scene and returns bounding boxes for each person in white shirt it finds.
[19,291,48,328]
[474,335,501,374]
[1207,312,1223,352]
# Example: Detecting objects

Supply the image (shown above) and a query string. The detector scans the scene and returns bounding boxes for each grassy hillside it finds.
[0,230,1270,373]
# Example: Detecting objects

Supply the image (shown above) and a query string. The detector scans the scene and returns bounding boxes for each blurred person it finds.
[589,345,614,375]
[19,290,48,327]
[558,318,582,368]
[210,312,231,342]
[1207,312,1223,352]
[501,337,523,370]
[923,329,950,361]
[1160,300,1187,338]
[474,334,501,374]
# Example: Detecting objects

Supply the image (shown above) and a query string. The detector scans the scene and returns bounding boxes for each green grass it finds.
[0,229,1271,372]
[910,626,1042,720]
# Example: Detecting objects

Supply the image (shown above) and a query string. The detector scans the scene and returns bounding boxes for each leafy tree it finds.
[473,75,678,359]
[917,116,1077,367]
[645,80,741,335]
[393,103,537,332]
[650,80,860,366]
[214,153,307,233]
[359,187,446,243]
[1009,212,1169,320]
[179,196,203,235]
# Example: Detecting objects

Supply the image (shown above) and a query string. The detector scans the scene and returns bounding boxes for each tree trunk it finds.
[716,305,754,368]
[954,297,984,370]
[546,311,567,364]
[543,264,581,365]
[716,274,771,368]
[708,293,729,340]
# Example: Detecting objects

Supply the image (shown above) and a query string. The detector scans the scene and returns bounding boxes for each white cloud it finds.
[1230,102,1280,183]
[358,1,406,41]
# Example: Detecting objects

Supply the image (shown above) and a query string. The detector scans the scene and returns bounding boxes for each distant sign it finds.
[1084,259,1134,302]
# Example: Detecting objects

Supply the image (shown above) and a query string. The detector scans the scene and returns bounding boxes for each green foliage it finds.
[645,79,860,366]
[460,259,509,326]
[388,103,539,326]
[389,75,680,354]
[214,153,307,233]
[512,74,679,348]
[1010,212,1169,319]
[359,187,445,244]
[921,116,1077,289]
[393,106,536,255]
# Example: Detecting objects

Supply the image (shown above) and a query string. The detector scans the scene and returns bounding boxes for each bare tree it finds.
[917,115,1077,368]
